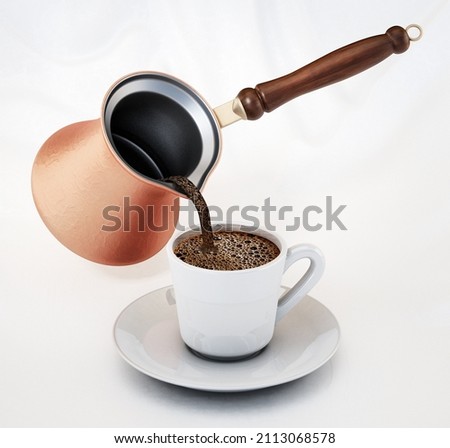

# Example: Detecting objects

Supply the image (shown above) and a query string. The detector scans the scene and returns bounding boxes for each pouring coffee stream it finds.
[164,175,216,253]
[31,25,422,265]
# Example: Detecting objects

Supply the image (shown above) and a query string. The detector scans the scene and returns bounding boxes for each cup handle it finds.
[276,244,325,322]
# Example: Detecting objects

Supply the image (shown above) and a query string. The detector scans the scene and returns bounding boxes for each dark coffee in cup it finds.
[174,231,280,270]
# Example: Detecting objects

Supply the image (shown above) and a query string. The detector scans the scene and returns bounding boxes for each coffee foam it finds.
[173,231,280,271]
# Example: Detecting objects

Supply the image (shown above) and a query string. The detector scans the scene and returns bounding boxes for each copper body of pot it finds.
[32,118,182,265]
[32,73,222,265]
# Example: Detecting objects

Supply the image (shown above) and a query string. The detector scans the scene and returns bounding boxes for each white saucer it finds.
[114,285,340,392]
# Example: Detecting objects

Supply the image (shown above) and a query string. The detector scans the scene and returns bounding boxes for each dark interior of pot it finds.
[108,91,203,181]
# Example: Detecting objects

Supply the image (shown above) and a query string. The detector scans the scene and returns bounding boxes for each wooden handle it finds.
[238,26,411,120]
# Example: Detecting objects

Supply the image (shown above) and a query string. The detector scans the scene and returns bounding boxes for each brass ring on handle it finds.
[406,24,423,42]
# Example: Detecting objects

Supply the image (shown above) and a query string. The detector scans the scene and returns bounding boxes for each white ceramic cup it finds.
[167,223,325,361]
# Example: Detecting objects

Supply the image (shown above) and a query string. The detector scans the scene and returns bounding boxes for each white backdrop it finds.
[1,0,449,427]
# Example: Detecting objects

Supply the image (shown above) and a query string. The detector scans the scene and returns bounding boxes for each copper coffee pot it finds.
[31,25,422,265]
